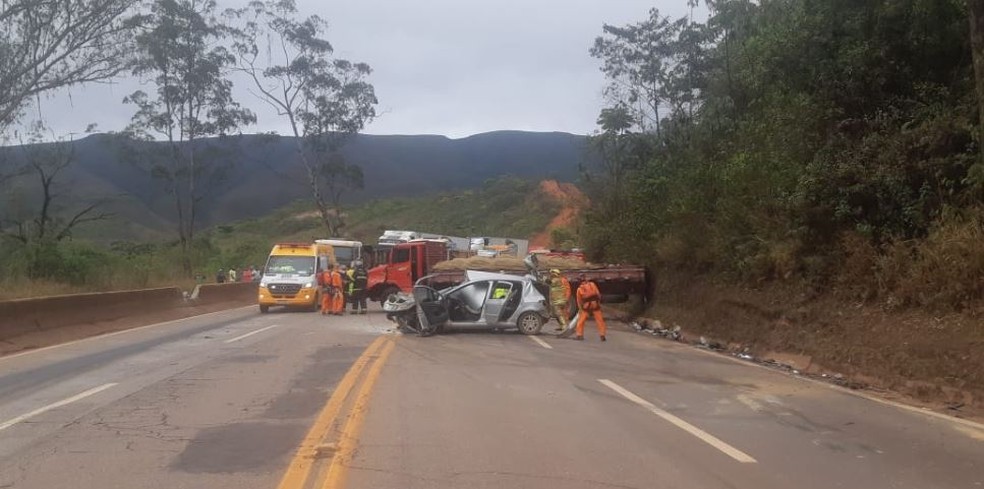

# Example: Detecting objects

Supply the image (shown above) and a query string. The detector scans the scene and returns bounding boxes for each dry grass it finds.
[894,210,984,309]
[839,207,984,311]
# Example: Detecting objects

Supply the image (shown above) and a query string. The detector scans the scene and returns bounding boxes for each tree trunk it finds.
[187,136,196,243]
[969,0,984,163]
[296,144,337,238]
[166,142,192,277]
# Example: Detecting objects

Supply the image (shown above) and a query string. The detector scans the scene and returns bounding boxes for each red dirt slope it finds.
[530,180,588,248]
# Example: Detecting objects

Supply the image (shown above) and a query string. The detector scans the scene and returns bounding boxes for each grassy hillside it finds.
[0,176,561,299]
[204,177,561,270]
[1,131,585,243]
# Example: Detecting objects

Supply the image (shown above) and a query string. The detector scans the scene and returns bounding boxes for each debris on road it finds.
[629,319,682,341]
[624,314,872,392]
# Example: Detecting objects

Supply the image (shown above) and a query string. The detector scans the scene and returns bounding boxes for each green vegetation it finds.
[0,176,557,299]
[584,0,984,311]
[2,0,375,278]
[342,177,560,243]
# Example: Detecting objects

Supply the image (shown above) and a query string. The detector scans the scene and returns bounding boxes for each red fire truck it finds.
[366,240,451,303]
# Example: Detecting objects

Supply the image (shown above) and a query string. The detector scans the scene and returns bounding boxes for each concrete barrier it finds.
[194,282,259,303]
[0,287,185,341]
[0,282,259,349]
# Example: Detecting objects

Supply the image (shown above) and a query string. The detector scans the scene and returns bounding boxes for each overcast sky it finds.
[29,1,695,139]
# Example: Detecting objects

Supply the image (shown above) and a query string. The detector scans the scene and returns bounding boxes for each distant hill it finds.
[203,177,565,272]
[1,131,590,242]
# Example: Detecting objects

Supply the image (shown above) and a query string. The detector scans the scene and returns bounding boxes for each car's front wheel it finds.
[517,311,544,335]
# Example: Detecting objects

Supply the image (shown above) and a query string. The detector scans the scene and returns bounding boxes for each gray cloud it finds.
[29,1,692,139]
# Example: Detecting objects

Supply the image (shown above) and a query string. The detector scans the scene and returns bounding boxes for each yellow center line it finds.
[320,338,397,489]
[275,335,388,489]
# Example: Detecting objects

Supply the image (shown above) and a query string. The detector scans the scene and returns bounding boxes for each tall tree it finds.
[227,0,377,237]
[123,0,254,275]
[593,105,635,196]
[0,0,142,136]
[590,8,683,136]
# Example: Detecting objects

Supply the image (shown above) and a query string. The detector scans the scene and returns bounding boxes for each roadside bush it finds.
[888,208,984,310]
[582,0,983,312]
[837,207,984,310]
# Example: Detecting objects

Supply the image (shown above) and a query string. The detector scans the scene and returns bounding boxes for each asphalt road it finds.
[1,307,982,489]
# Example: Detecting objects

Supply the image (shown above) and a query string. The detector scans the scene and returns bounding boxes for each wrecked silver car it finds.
[413,270,551,335]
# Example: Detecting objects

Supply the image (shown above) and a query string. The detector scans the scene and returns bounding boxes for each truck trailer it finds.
[367,239,646,304]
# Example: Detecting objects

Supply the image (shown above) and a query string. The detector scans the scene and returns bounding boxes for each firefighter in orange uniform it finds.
[320,266,335,315]
[330,266,345,315]
[575,274,607,341]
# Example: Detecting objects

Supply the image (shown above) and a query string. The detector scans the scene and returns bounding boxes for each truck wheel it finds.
[517,312,544,335]
[259,305,269,314]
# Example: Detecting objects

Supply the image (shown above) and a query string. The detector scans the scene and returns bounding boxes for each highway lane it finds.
[349,329,984,489]
[1,308,982,489]
[0,306,393,488]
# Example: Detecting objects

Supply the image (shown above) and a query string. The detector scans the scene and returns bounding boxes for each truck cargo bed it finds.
[422,266,648,300]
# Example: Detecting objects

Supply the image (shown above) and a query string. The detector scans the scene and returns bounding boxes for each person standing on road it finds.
[549,269,572,332]
[320,266,335,315]
[242,267,253,283]
[574,274,607,341]
[345,265,356,312]
[228,267,237,282]
[216,268,227,284]
[337,265,349,312]
[330,266,345,315]
[351,265,369,314]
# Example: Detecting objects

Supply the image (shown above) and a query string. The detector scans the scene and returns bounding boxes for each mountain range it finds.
[1,131,590,242]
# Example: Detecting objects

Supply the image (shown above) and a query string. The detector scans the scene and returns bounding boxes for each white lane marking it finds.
[598,379,757,464]
[0,383,117,432]
[529,335,553,349]
[224,324,280,344]
[1,305,256,362]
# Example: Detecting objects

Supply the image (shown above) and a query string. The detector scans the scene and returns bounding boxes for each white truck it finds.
[468,237,530,257]
[376,230,469,255]
[315,239,363,267]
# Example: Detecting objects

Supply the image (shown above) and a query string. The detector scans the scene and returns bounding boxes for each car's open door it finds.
[413,285,449,332]
[483,281,515,325]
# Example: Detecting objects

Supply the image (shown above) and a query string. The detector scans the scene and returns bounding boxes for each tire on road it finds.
[259,304,270,314]
[517,311,544,335]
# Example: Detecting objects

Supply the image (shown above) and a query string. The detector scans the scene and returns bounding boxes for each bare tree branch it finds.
[54,203,112,241]
[0,0,143,133]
